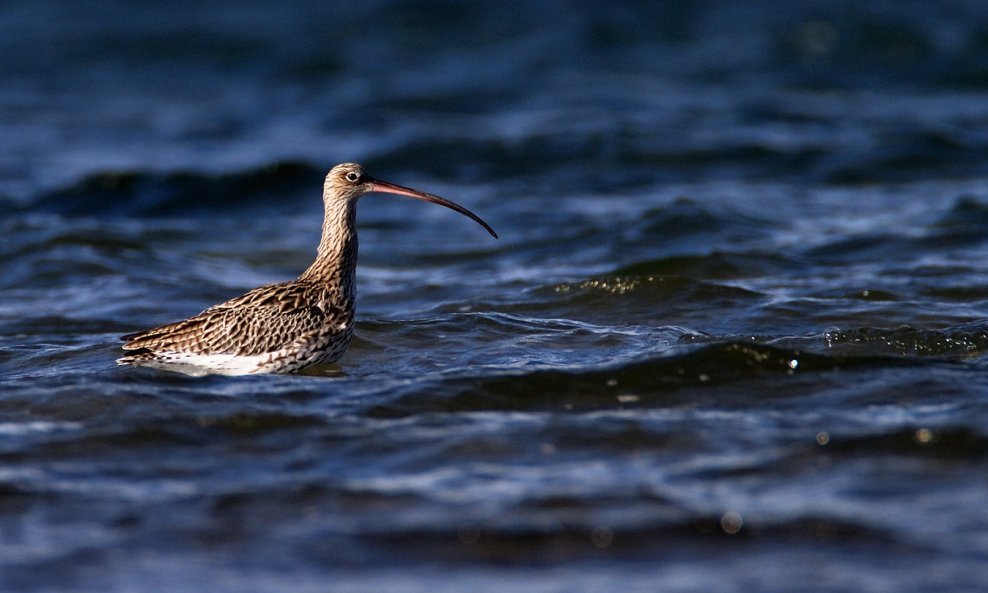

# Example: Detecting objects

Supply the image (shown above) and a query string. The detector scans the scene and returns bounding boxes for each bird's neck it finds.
[298,198,358,296]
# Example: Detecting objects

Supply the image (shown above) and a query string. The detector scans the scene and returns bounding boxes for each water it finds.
[4,1,988,591]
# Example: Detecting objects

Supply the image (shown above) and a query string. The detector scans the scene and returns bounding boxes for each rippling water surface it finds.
[4,2,988,592]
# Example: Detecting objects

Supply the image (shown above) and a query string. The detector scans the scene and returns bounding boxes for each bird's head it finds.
[323,163,497,238]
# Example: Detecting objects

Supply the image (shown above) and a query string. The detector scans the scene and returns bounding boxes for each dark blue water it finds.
[4,1,988,591]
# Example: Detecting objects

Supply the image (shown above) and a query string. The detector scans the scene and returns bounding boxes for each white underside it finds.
[117,351,277,376]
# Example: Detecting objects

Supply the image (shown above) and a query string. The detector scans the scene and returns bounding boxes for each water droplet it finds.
[721,511,743,534]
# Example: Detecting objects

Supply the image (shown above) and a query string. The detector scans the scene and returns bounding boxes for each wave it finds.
[824,322,988,357]
[6,161,321,218]
[364,340,922,417]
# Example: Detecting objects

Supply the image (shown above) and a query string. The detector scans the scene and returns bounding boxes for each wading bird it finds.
[118,163,497,375]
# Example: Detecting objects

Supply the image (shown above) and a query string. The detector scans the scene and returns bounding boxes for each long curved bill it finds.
[367,178,498,239]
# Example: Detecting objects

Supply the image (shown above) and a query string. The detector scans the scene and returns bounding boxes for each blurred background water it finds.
[4,1,988,591]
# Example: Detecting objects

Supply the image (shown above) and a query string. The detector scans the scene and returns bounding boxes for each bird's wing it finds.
[121,281,348,356]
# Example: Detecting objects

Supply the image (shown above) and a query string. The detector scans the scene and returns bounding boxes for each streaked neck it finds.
[299,197,358,289]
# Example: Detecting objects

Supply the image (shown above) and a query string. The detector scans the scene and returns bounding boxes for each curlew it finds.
[118,163,497,375]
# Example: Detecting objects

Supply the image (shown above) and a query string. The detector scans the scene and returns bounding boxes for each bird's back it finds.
[118,279,354,374]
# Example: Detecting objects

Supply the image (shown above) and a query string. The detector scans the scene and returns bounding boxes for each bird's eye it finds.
[345,171,360,183]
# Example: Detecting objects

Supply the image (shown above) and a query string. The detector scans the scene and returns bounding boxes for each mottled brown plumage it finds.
[118,163,497,375]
